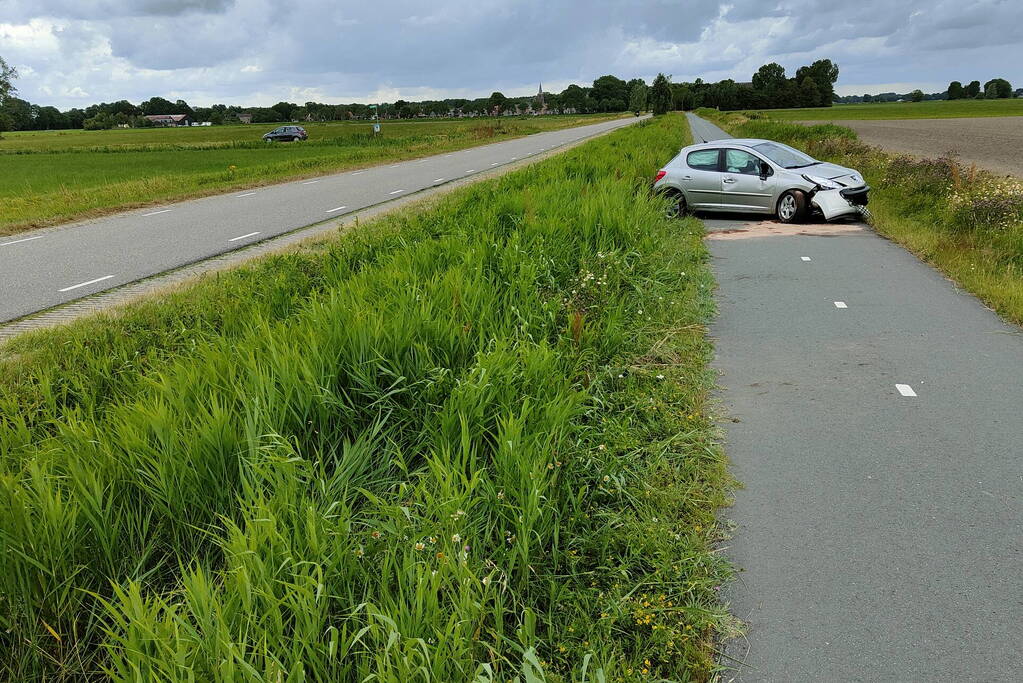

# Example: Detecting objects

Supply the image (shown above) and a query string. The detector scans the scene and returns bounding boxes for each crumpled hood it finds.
[806,162,864,186]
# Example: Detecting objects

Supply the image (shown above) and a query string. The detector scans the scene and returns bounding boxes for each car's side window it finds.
[687,149,720,172]
[724,149,762,175]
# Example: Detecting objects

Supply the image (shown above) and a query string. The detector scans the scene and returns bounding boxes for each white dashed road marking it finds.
[351,171,365,176]
[59,275,114,292]
[389,189,405,195]
[325,206,347,213]
[302,180,320,185]
[433,178,445,183]
[834,301,847,308]
[801,256,811,261]
[465,170,476,173]
[895,384,917,397]
[236,192,257,198]
[1,235,44,247]
[228,231,260,242]
[143,209,171,217]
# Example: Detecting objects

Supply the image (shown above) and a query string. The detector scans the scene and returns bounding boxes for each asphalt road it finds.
[688,114,1023,680]
[0,115,645,324]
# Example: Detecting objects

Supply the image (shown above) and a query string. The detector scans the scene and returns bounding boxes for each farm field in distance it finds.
[0,113,624,235]
[757,98,1023,121]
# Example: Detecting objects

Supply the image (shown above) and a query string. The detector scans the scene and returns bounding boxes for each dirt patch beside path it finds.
[800,117,1023,178]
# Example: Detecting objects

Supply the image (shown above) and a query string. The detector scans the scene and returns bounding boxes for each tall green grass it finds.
[0,113,733,681]
[699,109,1023,326]
[0,115,622,236]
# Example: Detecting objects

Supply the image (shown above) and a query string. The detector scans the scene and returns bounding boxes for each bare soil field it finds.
[802,116,1023,178]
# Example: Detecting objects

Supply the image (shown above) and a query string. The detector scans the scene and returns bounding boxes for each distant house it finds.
[145,114,191,127]
[237,112,253,124]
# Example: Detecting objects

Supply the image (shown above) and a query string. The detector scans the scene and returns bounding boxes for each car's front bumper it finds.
[811,185,870,220]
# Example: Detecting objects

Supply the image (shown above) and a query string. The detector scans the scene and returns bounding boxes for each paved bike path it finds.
[688,113,1023,681]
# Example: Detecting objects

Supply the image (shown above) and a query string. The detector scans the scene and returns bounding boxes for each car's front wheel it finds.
[777,190,807,223]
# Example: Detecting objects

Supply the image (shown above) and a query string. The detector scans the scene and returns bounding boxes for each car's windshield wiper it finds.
[786,162,820,169]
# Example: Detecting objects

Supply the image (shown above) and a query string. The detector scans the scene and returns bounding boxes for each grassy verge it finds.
[744,98,1023,121]
[0,114,624,237]
[698,109,1023,325]
[1,113,735,681]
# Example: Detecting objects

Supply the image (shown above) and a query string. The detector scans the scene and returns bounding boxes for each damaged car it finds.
[653,138,869,222]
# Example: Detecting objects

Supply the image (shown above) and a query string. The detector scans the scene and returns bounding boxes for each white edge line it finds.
[895,384,917,397]
[228,231,261,242]
[59,274,114,292]
[351,171,365,175]
[325,206,347,213]
[834,301,847,308]
[1,235,45,247]
[301,180,320,185]
[236,192,257,197]
[143,209,171,217]
[433,178,445,183]
[801,256,811,261]
[388,189,405,195]
[465,169,476,173]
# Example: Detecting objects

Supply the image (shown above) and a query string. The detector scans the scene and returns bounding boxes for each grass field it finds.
[0,114,623,236]
[0,113,735,681]
[701,110,1023,326]
[748,98,1023,121]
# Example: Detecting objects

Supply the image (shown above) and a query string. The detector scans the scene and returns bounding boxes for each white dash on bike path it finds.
[834,301,847,308]
[59,275,114,292]
[228,231,260,242]
[325,206,347,213]
[1,235,44,247]
[896,384,917,397]
[143,209,171,217]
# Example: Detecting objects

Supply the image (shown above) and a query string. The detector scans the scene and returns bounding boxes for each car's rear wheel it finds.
[777,190,807,223]
[663,189,688,219]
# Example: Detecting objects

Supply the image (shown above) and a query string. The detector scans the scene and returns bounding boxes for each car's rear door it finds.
[681,148,723,209]
[719,148,774,211]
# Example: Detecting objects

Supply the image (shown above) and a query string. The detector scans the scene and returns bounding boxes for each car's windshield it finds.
[752,142,818,169]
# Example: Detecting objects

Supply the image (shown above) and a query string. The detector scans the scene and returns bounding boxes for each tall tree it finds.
[0,55,16,105]
[558,84,589,112]
[965,80,981,98]
[140,97,176,115]
[649,73,672,115]
[910,89,924,102]
[947,81,964,99]
[590,75,629,107]
[795,59,839,107]
[487,91,507,114]
[799,77,822,107]
[628,82,648,113]
[751,62,787,92]
[984,78,1012,99]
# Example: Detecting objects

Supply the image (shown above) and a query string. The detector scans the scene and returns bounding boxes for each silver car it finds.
[653,138,869,222]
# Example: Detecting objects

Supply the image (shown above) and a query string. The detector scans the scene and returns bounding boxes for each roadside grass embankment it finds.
[698,109,1023,324]
[0,113,735,681]
[744,98,1023,121]
[0,114,624,237]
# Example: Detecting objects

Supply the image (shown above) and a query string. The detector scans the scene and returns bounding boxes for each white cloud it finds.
[1,0,1021,108]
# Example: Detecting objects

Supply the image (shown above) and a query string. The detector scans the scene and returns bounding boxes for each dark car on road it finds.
[262,125,308,142]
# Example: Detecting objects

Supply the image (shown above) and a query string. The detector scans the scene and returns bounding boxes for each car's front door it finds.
[681,148,723,209]
[720,149,774,211]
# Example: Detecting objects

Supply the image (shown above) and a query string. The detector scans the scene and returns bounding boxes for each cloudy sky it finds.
[2,0,1021,108]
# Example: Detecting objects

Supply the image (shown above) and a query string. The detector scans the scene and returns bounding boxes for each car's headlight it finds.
[803,174,840,190]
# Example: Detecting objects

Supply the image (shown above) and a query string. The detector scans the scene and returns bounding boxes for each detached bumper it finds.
[811,186,870,220]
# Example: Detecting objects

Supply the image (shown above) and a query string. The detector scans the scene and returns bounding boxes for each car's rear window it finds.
[687,149,719,171]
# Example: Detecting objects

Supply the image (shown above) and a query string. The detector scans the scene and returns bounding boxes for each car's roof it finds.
[686,138,772,150]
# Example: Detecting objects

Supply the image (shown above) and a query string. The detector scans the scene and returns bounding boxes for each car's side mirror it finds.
[759,162,772,179]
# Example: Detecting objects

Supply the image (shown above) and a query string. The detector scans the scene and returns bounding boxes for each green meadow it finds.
[0,113,734,681]
[0,114,622,236]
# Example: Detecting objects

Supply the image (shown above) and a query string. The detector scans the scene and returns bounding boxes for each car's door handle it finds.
[681,175,693,181]
[722,177,737,184]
